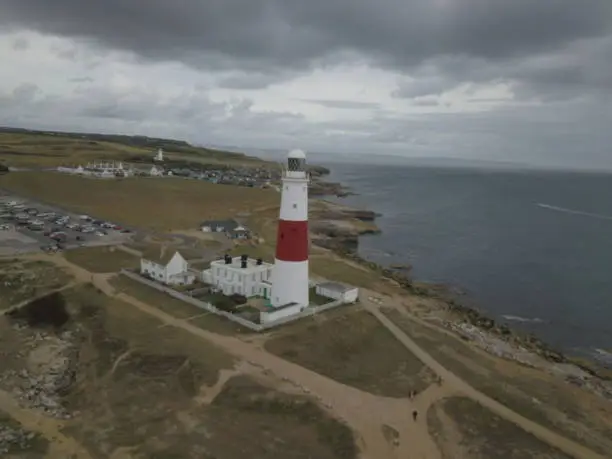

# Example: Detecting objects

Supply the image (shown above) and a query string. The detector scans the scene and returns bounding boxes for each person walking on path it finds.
[412,410,418,421]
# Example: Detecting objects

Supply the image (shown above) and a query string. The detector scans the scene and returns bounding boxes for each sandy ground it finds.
[0,252,607,459]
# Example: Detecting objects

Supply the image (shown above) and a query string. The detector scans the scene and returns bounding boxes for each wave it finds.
[593,349,612,365]
[536,203,612,221]
[501,315,544,324]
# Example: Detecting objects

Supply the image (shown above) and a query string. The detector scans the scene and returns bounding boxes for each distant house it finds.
[140,247,195,285]
[200,219,251,239]
[149,165,162,177]
[230,225,251,240]
[201,219,239,233]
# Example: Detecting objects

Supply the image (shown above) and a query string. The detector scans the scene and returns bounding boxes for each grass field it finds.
[265,308,437,397]
[206,376,358,459]
[0,283,357,458]
[427,397,573,459]
[109,274,249,335]
[383,308,612,455]
[0,259,73,310]
[64,246,139,273]
[0,130,267,168]
[0,172,278,231]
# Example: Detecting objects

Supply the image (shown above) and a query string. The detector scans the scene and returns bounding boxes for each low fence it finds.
[120,270,350,331]
[120,270,262,331]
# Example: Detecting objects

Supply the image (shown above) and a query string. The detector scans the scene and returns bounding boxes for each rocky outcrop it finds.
[309,180,353,197]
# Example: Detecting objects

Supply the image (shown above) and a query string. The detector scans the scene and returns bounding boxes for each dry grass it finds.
[427,397,573,459]
[109,274,249,335]
[0,283,358,458]
[0,131,267,168]
[265,308,437,397]
[384,308,612,455]
[204,376,358,459]
[0,259,73,310]
[64,246,139,273]
[0,171,278,231]
[310,255,382,289]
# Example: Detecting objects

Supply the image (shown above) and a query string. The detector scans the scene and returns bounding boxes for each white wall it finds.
[140,252,187,284]
[316,285,359,303]
[207,261,273,297]
[140,259,166,282]
[260,303,303,324]
[279,176,309,221]
[271,259,309,307]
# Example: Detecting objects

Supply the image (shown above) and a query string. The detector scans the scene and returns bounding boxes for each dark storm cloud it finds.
[1,0,610,73]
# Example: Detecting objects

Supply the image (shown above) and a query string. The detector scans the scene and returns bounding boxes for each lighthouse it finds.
[270,149,310,308]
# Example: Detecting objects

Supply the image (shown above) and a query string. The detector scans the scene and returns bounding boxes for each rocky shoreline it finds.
[308,190,612,385]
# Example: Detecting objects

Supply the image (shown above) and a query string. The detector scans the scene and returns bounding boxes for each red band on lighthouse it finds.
[275,219,308,262]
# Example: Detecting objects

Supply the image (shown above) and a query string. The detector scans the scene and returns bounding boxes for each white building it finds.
[270,149,310,308]
[260,302,304,324]
[140,248,195,285]
[154,148,164,162]
[202,255,273,298]
[315,282,359,303]
[150,165,163,177]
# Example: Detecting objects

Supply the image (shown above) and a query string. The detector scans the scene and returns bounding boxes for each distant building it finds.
[154,148,164,162]
[202,254,273,298]
[315,282,359,303]
[200,219,238,233]
[140,248,194,285]
[149,165,163,177]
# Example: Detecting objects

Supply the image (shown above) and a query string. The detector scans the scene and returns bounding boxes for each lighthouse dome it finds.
[288,149,306,159]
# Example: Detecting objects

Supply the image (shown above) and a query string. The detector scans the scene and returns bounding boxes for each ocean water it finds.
[320,161,612,360]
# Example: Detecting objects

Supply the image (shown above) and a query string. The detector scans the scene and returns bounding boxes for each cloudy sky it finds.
[0,1,611,168]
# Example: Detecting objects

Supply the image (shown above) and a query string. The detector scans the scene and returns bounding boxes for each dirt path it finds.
[6,253,604,459]
[0,389,93,459]
[363,301,606,459]
[110,288,441,459]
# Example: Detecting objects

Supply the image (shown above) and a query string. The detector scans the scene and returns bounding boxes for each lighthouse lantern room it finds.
[270,149,310,308]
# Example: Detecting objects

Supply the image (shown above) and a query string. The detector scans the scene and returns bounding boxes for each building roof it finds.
[200,219,239,231]
[317,281,355,293]
[288,149,306,159]
[210,256,272,273]
[142,246,181,266]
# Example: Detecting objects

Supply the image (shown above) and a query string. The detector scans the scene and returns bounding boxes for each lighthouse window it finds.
[293,204,297,209]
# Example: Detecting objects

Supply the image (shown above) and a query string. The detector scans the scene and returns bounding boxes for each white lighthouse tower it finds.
[270,149,310,308]
[154,148,164,162]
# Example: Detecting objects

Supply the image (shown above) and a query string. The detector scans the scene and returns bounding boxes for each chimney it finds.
[224,254,231,264]
[256,258,263,265]
[241,254,248,262]
[241,260,247,269]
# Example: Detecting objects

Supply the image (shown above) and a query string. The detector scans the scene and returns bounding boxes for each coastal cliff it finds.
[308,195,612,386]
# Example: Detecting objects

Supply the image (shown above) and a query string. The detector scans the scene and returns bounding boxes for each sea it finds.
[321,160,612,364]
[242,148,612,365]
